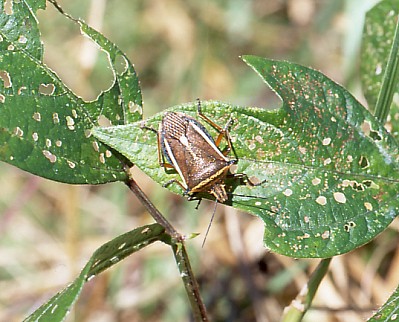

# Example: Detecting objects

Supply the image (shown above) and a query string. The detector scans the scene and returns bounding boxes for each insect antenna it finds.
[201,200,218,248]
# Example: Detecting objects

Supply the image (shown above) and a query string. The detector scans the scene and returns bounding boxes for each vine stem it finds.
[126,173,208,321]
[126,175,180,239]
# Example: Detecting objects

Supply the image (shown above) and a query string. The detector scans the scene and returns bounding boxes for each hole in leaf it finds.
[39,83,55,95]
[369,130,382,141]
[359,156,369,169]
[362,180,379,189]
[344,221,356,232]
[0,70,12,88]
[97,115,112,127]
[351,181,365,191]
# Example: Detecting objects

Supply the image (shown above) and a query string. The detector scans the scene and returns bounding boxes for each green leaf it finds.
[367,284,399,321]
[24,223,167,322]
[360,0,399,119]
[0,1,45,59]
[0,4,142,184]
[93,57,399,258]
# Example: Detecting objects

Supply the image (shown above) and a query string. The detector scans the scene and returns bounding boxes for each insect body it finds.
[156,105,236,203]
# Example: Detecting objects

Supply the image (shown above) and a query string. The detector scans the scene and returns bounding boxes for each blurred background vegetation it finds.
[2,0,398,321]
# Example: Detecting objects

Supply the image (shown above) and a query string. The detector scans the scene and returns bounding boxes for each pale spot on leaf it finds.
[128,101,142,114]
[66,116,75,130]
[364,202,373,211]
[53,113,60,124]
[321,231,329,239]
[255,135,264,144]
[4,0,12,15]
[32,132,38,141]
[298,146,307,154]
[141,227,151,234]
[283,188,293,197]
[43,150,56,163]
[18,35,27,44]
[92,141,100,152]
[99,153,105,164]
[333,192,346,204]
[32,112,41,122]
[311,178,321,185]
[18,86,27,95]
[13,127,23,137]
[316,196,327,206]
[67,160,76,168]
[322,137,331,146]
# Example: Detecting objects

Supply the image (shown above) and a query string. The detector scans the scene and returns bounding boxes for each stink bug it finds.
[153,101,237,203]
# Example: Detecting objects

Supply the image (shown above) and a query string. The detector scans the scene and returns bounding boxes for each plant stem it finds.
[126,176,180,239]
[281,258,332,322]
[172,242,209,321]
[126,174,208,321]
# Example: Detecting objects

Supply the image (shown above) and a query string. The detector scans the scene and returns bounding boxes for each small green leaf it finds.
[361,0,399,119]
[93,57,399,258]
[24,223,166,322]
[367,284,399,321]
[0,4,143,184]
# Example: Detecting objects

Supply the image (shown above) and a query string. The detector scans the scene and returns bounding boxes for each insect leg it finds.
[141,122,175,170]
[163,178,187,190]
[196,98,234,156]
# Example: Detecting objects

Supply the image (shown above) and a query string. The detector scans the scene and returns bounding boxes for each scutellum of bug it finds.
[144,100,267,246]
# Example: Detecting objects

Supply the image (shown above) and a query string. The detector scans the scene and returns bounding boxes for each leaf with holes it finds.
[367,284,399,321]
[0,3,142,184]
[93,56,399,258]
[24,223,167,322]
